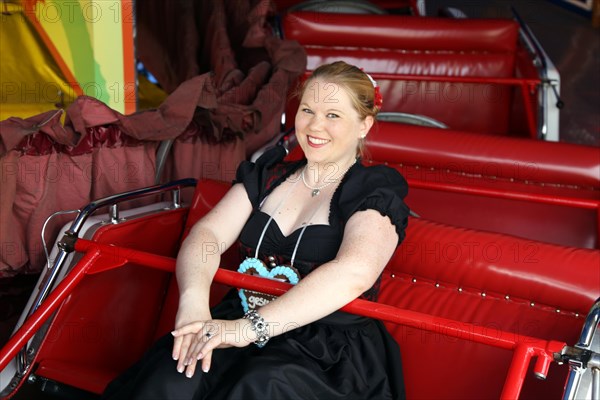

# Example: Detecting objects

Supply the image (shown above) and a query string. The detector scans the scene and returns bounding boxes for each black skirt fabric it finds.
[102,292,406,400]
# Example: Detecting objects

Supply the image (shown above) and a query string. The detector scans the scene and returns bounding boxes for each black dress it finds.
[102,146,410,400]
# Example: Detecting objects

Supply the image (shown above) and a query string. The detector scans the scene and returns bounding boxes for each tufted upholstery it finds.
[379,217,598,399]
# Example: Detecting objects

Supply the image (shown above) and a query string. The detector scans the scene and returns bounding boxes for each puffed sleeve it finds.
[233,146,287,209]
[338,165,410,246]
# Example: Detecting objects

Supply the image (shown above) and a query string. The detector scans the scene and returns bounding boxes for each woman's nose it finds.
[308,114,324,131]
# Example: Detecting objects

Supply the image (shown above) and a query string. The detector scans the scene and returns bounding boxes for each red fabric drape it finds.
[0,0,306,276]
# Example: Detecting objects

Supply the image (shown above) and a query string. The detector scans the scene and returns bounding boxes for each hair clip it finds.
[362,69,383,109]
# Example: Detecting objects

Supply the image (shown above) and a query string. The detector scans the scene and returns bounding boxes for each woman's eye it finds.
[302,108,313,114]
[327,113,339,119]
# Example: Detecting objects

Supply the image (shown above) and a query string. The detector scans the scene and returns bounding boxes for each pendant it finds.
[311,189,320,197]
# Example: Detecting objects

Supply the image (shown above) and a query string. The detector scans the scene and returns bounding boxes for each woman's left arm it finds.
[174,209,399,372]
[258,209,398,331]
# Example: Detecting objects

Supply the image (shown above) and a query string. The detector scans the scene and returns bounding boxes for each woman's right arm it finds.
[172,183,253,374]
[176,183,253,303]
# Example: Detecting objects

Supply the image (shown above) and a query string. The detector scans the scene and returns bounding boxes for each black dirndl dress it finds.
[102,146,410,400]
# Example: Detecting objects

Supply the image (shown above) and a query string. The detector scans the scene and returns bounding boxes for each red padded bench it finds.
[169,180,599,399]
[286,121,600,249]
[282,12,540,137]
[380,216,598,399]
[3,179,598,399]
[366,122,600,249]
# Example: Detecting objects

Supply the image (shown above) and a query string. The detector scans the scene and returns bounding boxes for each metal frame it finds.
[287,0,387,14]
[376,112,449,128]
[562,298,600,399]
[512,7,562,142]
[0,178,196,398]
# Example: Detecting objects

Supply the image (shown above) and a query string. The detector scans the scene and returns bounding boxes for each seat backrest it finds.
[287,122,600,248]
[369,122,600,190]
[282,12,520,134]
[154,180,238,340]
[32,207,189,394]
[367,122,600,249]
[379,216,600,399]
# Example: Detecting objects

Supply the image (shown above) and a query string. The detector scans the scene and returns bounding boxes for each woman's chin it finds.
[300,144,324,159]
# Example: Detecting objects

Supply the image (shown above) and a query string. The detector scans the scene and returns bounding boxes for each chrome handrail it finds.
[563,298,600,400]
[13,178,197,376]
[376,112,449,129]
[155,139,175,185]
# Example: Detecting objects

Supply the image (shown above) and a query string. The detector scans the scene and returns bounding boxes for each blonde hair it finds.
[295,61,380,156]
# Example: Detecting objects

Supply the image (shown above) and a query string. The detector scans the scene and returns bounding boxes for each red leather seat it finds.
[13,179,599,400]
[366,122,600,249]
[288,122,600,248]
[282,12,526,135]
[380,217,599,399]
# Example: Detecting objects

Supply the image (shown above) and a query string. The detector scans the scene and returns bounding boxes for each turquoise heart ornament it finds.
[238,257,300,312]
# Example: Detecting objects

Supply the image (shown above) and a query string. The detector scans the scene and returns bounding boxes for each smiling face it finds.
[295,79,373,170]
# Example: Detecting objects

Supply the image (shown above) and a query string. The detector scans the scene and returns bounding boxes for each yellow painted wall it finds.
[0,0,136,119]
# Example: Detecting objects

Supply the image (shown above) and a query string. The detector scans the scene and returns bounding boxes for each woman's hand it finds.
[172,294,213,377]
[172,318,254,375]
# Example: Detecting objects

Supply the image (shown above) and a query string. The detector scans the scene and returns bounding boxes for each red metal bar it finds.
[408,0,420,15]
[303,71,541,87]
[74,241,567,357]
[0,247,101,371]
[501,344,534,399]
[369,72,541,87]
[407,178,600,210]
[0,241,567,399]
[74,239,176,274]
[212,263,565,354]
[304,70,541,87]
[520,82,539,139]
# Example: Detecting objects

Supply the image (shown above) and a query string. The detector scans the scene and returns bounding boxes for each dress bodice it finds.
[235,146,410,301]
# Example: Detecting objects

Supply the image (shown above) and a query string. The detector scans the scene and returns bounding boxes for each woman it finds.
[103,61,409,399]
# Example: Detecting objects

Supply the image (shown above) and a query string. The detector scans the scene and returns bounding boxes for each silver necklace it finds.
[301,160,356,197]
